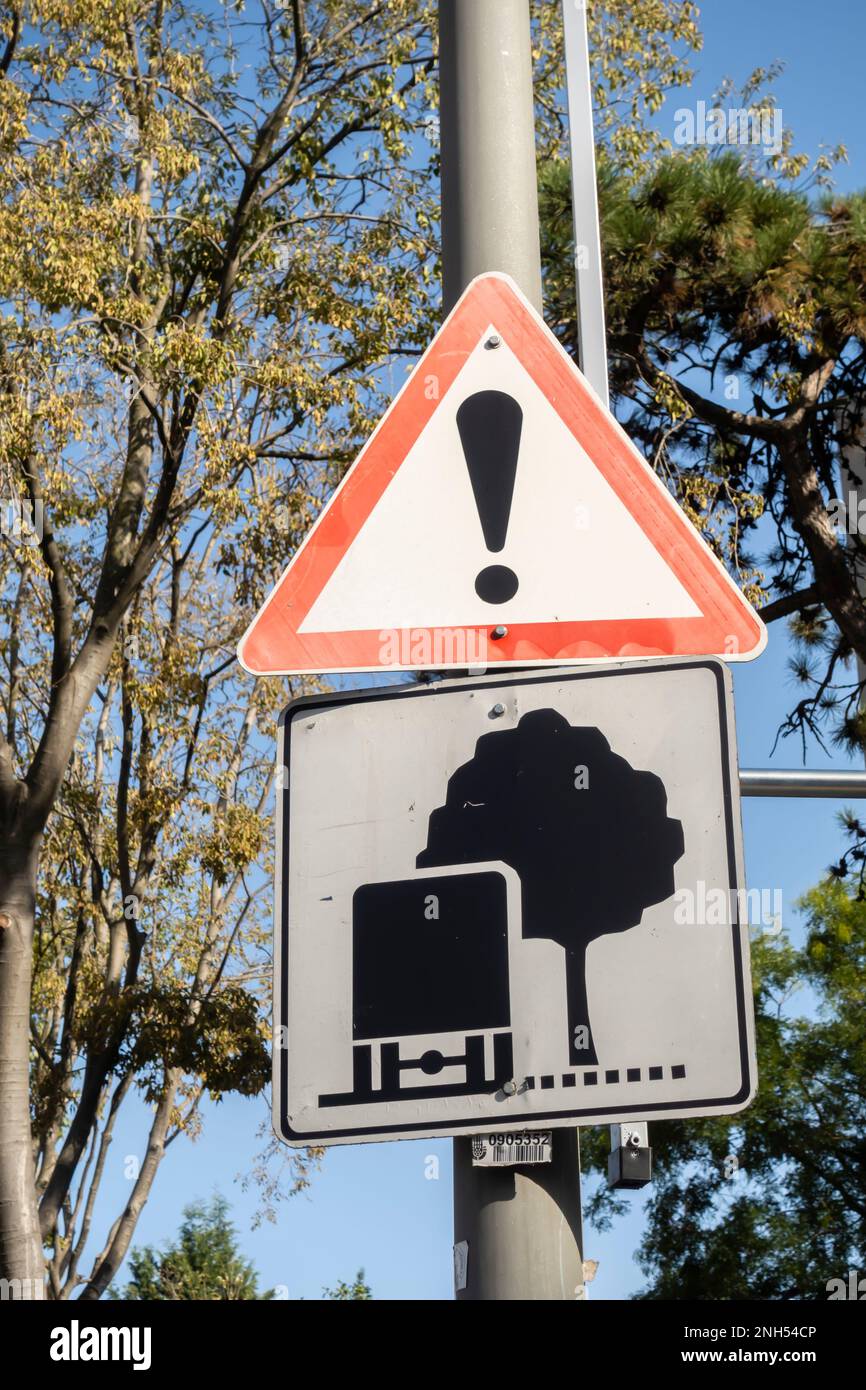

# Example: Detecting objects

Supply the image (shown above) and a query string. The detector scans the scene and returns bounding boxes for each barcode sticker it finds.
[471,1131,552,1166]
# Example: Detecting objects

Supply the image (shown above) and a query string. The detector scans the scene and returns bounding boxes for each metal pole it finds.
[440,0,584,1301]
[452,1132,584,1301]
[560,0,626,1193]
[440,0,543,314]
[740,768,866,797]
[836,406,866,726]
[562,0,609,407]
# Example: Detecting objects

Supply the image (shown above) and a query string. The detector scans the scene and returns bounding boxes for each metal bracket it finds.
[607,1122,652,1190]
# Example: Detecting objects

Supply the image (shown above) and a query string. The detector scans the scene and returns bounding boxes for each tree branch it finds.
[760,585,821,624]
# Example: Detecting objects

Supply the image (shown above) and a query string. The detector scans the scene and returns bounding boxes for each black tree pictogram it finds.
[417,708,684,1065]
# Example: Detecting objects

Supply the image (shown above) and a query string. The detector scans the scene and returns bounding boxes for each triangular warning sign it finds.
[238,273,766,675]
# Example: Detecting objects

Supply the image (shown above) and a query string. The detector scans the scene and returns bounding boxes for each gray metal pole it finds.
[439,0,584,1301]
[740,768,866,797]
[452,1132,584,1301]
[440,0,543,315]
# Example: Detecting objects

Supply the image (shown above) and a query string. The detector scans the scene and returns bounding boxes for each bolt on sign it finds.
[273,660,757,1145]
[238,273,766,676]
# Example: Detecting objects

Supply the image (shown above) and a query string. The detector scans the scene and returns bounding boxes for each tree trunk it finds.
[77,1069,180,1300]
[0,836,44,1297]
[564,944,598,1065]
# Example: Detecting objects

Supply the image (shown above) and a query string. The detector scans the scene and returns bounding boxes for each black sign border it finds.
[276,659,752,1143]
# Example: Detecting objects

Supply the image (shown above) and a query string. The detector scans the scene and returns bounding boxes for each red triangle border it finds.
[238,274,766,675]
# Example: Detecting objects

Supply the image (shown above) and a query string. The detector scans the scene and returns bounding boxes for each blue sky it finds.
[93,0,865,1302]
[693,0,863,194]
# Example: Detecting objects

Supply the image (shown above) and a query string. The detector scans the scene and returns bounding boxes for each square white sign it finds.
[274,659,757,1144]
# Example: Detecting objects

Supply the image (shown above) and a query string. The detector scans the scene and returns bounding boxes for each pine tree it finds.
[115,1197,271,1301]
[541,118,863,751]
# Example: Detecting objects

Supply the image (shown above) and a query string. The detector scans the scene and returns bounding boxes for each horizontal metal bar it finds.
[740,769,866,798]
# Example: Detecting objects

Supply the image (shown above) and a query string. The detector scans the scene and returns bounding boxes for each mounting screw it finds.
[491,625,508,640]
[484,334,501,350]
[489,703,506,718]
[503,1079,518,1096]
[0,912,14,930]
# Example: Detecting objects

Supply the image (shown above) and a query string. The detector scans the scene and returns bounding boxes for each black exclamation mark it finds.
[456,390,521,604]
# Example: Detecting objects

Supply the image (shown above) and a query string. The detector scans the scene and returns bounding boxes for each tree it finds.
[116,1197,372,1300]
[530,0,702,174]
[0,0,440,1294]
[580,855,866,1299]
[540,93,864,751]
[114,1195,271,1300]
[323,1269,372,1301]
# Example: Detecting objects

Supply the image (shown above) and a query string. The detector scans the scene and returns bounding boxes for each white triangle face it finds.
[300,326,700,635]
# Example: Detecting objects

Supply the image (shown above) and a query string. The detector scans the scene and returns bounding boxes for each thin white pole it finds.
[562,0,609,407]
